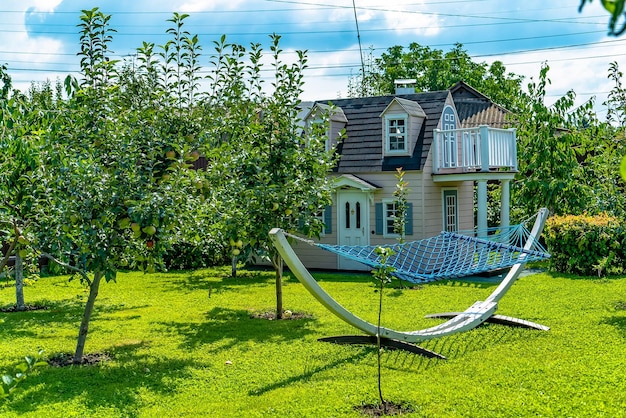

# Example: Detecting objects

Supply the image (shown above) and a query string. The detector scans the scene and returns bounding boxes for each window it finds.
[443,190,458,232]
[375,201,413,237]
[384,201,398,235]
[442,106,458,168]
[385,116,407,153]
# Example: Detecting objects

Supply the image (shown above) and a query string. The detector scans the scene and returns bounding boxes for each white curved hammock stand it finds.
[269,208,550,358]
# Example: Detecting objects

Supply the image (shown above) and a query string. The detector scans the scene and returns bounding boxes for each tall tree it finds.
[0,67,59,310]
[35,8,201,363]
[203,34,338,319]
[349,43,524,110]
[511,63,595,218]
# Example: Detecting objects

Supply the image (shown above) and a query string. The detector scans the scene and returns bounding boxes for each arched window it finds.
[442,105,458,168]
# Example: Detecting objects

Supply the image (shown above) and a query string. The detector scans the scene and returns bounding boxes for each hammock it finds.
[316,222,550,283]
[269,208,551,358]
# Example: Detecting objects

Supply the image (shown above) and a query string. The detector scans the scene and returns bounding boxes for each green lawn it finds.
[1,266,625,417]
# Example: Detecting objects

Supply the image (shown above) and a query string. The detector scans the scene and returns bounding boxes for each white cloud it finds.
[1,1,67,90]
[29,0,63,13]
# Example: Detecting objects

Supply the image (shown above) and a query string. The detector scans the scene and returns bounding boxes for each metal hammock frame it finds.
[269,208,551,358]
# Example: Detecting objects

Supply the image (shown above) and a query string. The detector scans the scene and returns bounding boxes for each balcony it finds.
[432,126,517,174]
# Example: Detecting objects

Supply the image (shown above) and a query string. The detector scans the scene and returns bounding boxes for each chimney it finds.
[394,79,416,95]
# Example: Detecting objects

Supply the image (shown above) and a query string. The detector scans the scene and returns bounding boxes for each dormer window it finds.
[385,115,408,154]
[380,97,425,158]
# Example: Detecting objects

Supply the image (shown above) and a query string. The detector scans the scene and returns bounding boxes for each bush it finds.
[545,213,626,276]
[163,239,230,270]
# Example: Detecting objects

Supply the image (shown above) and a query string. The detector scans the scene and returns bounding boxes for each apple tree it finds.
[203,34,339,318]
[34,8,203,363]
[0,67,59,310]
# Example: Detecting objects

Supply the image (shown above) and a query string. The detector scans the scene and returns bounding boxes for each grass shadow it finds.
[0,297,153,341]
[601,316,626,336]
[155,306,317,353]
[5,340,199,418]
[161,268,280,294]
[249,350,370,396]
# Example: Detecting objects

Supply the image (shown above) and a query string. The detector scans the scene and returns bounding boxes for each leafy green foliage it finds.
[511,63,596,219]
[545,213,626,276]
[0,67,59,308]
[350,43,524,110]
[200,33,337,316]
[392,168,409,243]
[0,350,46,401]
[580,0,626,36]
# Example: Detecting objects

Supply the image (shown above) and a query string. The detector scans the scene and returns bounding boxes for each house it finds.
[295,80,517,271]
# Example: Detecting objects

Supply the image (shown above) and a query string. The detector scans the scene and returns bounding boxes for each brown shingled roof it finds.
[318,91,448,172]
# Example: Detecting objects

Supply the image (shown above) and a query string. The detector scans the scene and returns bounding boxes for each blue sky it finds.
[2,0,625,119]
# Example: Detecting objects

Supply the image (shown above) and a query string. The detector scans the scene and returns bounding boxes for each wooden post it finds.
[500,179,510,230]
[479,125,490,172]
[477,180,488,237]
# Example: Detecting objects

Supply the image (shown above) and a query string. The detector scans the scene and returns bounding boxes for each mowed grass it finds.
[1,266,625,417]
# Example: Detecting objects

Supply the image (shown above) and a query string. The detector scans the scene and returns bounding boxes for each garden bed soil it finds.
[355,401,414,416]
[48,352,111,367]
[0,304,48,312]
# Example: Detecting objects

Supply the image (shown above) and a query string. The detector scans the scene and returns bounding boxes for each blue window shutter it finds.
[324,205,332,234]
[375,203,383,235]
[405,202,413,235]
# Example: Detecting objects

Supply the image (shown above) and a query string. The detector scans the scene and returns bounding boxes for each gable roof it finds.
[317,91,449,173]
[450,81,510,129]
[380,97,426,118]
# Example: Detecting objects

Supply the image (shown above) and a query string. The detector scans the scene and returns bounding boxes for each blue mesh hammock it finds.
[315,223,550,284]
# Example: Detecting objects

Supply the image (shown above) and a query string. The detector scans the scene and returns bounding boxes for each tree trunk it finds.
[231,256,237,278]
[15,251,25,311]
[0,239,16,273]
[272,253,283,319]
[74,270,104,363]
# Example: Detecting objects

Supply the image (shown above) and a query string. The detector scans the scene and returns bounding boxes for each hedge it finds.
[545,213,626,276]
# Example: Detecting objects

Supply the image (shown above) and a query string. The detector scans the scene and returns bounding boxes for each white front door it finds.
[337,190,370,271]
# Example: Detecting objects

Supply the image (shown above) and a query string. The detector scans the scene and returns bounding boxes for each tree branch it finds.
[39,252,92,286]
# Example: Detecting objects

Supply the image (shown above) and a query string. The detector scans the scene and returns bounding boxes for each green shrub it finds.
[545,213,625,276]
[163,240,230,270]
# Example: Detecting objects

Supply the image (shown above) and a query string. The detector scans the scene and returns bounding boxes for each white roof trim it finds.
[304,103,348,123]
[379,97,426,118]
[333,174,381,191]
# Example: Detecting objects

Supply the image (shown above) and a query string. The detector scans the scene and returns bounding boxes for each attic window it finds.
[385,116,407,154]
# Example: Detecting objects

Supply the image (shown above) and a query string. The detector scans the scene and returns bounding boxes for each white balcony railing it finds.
[432,125,517,174]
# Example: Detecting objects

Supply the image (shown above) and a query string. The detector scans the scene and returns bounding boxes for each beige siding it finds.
[292,239,338,270]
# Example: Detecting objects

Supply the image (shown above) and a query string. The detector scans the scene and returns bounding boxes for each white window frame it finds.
[442,105,458,168]
[442,189,459,232]
[382,199,400,238]
[384,114,409,155]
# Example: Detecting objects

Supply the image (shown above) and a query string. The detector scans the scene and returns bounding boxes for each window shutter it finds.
[324,205,332,234]
[405,202,413,235]
[375,203,383,235]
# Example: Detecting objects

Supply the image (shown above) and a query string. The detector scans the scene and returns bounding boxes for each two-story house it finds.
[294,81,517,271]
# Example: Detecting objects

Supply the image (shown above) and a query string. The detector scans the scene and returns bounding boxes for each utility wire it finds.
[352,0,365,83]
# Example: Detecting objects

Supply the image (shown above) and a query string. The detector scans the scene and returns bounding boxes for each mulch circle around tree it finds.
[355,401,414,416]
[616,301,626,310]
[47,352,112,367]
[249,311,313,321]
[0,304,48,313]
